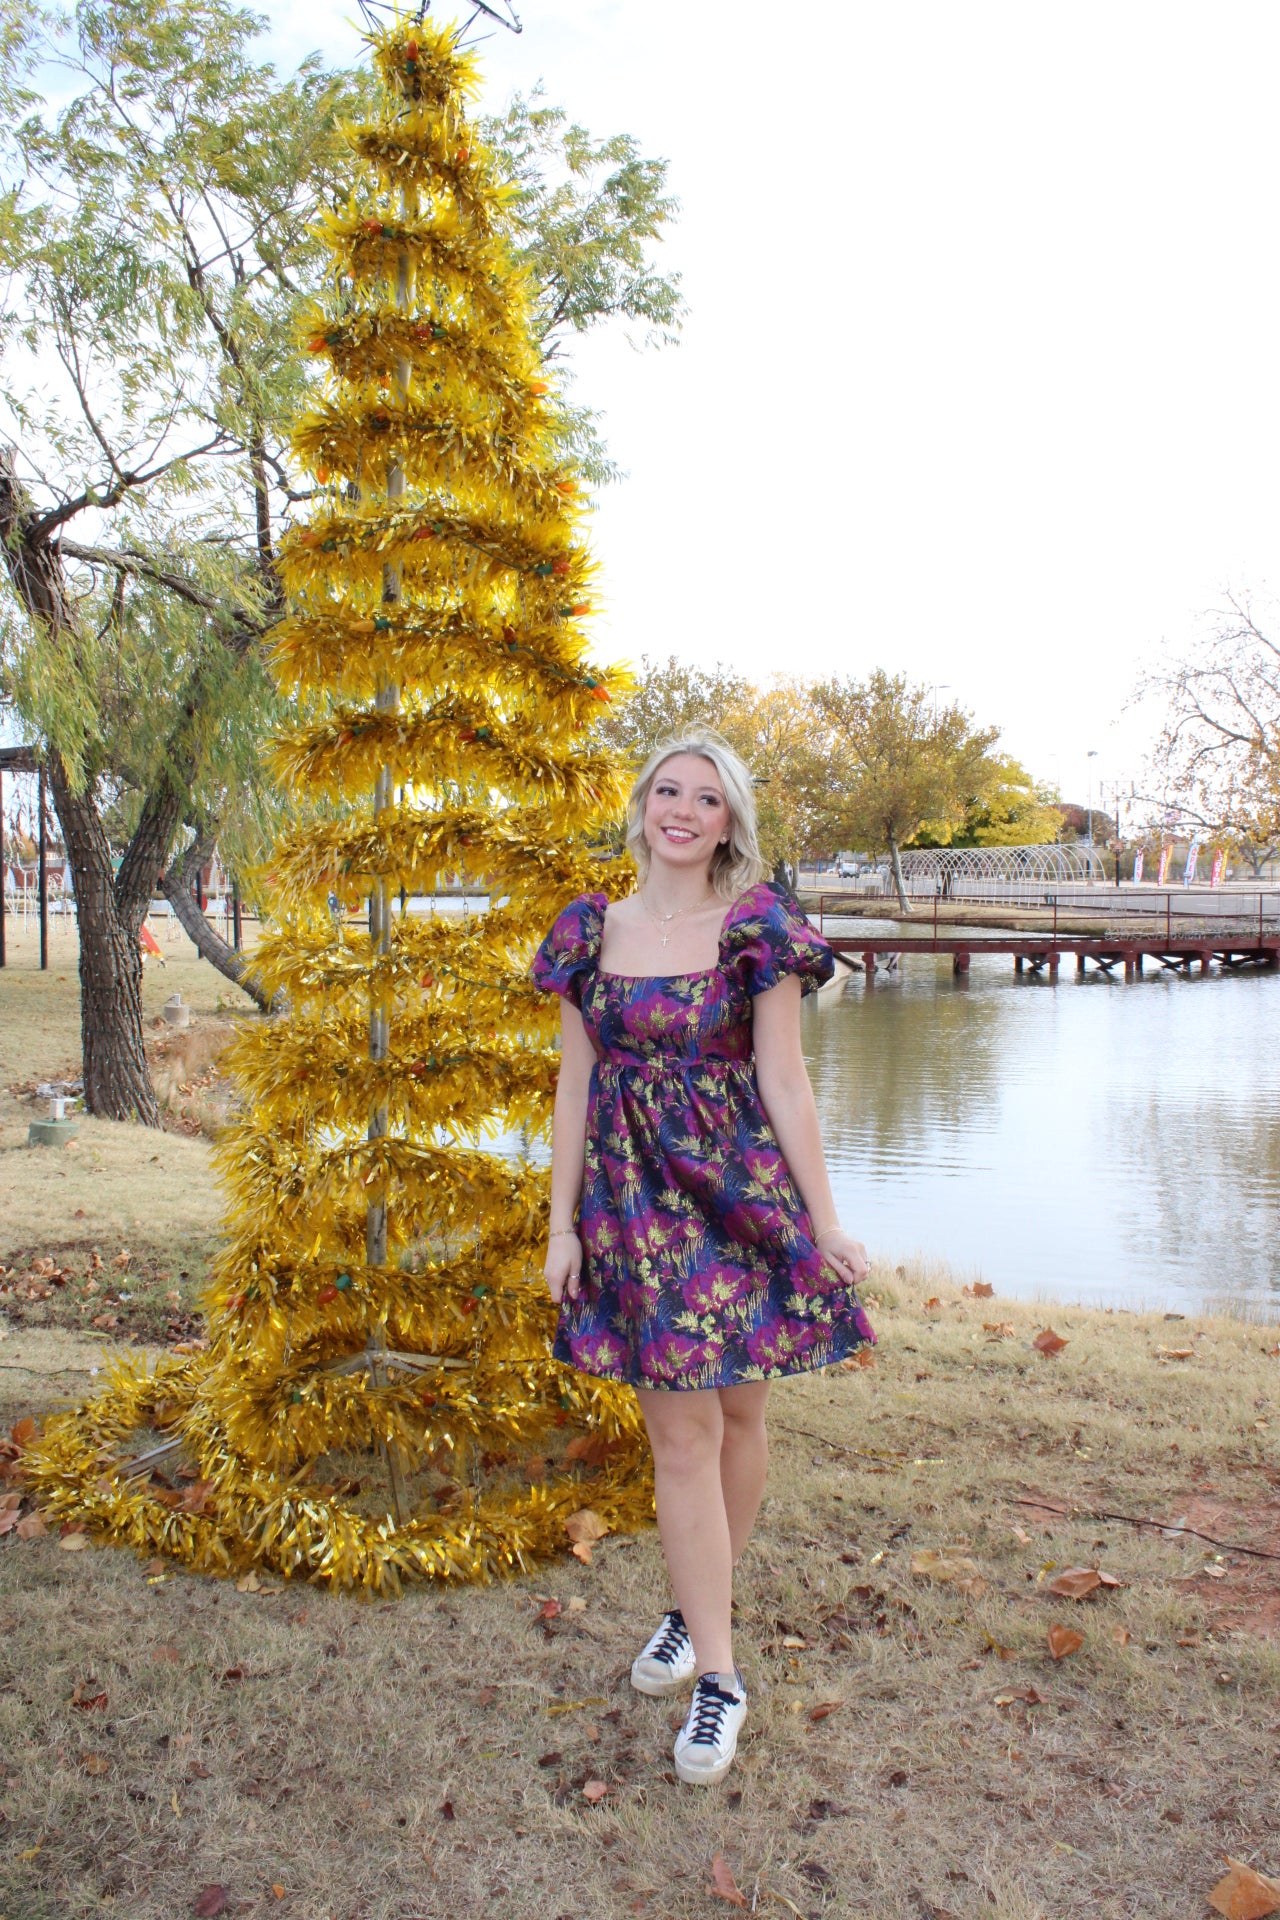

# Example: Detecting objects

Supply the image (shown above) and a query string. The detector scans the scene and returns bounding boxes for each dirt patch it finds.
[1170,1493,1280,1639]
[0,1241,205,1347]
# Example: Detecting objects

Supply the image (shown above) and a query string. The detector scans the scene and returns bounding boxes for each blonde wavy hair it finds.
[625,730,768,901]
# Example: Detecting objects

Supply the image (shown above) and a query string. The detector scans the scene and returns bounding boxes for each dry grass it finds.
[2,1267,1278,1920]
[0,921,248,1339]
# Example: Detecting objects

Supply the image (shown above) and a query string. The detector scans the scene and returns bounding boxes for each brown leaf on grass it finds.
[536,1598,562,1621]
[809,1700,843,1721]
[1112,1626,1131,1646]
[984,1321,1015,1340]
[570,1542,593,1565]
[537,1751,562,1768]
[1047,1623,1085,1660]
[271,1887,286,1902]
[993,1686,1044,1707]
[15,1512,46,1540]
[982,1633,1017,1660]
[181,1479,212,1514]
[439,1800,455,1821]
[1208,1859,1280,1920]
[10,1417,37,1449]
[565,1508,608,1546]
[143,1558,167,1576]
[1032,1328,1068,1357]
[154,1645,180,1664]
[563,1433,622,1468]
[924,1296,942,1310]
[1157,1346,1195,1362]
[963,1282,995,1298]
[710,1853,748,1908]
[1046,1567,1102,1600]
[192,1887,229,1918]
[523,1456,547,1482]
[71,1683,108,1711]
[78,1753,111,1775]
[236,1571,261,1594]
[59,1532,89,1552]
[581,1779,609,1804]
[0,1509,21,1537]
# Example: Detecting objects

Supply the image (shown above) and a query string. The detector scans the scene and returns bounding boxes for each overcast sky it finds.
[257,0,1280,813]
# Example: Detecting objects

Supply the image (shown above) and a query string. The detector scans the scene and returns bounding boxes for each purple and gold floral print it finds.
[532,884,876,1389]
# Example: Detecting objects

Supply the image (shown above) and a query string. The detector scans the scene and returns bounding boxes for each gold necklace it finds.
[639,888,718,949]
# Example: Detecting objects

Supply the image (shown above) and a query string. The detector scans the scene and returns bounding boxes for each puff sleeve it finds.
[727,884,835,997]
[531,893,606,1008]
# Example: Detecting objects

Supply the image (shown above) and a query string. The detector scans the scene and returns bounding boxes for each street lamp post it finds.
[1086,750,1099,869]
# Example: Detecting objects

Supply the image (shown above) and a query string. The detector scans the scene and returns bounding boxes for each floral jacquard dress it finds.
[532,883,876,1390]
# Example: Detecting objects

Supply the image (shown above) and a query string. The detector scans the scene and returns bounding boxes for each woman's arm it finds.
[752,976,869,1288]
[544,997,596,1303]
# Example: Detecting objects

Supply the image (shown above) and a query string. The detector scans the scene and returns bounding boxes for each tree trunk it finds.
[160,829,274,1012]
[771,855,801,904]
[46,754,162,1124]
[888,836,913,916]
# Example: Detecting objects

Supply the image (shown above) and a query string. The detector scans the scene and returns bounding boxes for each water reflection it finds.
[804,957,1280,1315]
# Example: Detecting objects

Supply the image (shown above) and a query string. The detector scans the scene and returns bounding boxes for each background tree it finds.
[915,756,1063,848]
[811,671,1000,912]
[1140,592,1280,875]
[0,0,681,1120]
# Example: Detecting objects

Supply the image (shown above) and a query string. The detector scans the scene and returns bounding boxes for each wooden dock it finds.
[825,933,1280,982]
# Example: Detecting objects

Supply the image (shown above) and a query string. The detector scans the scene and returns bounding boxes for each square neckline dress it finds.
[532,882,876,1390]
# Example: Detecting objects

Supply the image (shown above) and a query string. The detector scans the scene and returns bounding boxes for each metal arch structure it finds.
[893,843,1107,900]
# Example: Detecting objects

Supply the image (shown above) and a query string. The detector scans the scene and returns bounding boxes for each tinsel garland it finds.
[25,14,652,1592]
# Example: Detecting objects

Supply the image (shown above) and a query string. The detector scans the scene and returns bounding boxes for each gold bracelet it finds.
[814,1225,842,1242]
[548,1227,580,1240]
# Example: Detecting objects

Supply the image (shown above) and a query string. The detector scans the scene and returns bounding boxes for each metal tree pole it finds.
[364,229,411,1528]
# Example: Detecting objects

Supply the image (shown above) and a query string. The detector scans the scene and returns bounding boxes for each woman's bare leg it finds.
[635,1386,734,1676]
[718,1380,770,1562]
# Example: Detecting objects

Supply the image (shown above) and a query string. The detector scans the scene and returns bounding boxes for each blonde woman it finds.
[532,732,874,1785]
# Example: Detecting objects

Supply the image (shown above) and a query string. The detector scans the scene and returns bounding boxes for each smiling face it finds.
[642,753,733,879]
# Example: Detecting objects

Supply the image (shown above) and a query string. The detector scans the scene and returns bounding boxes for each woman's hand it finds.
[544,1230,583,1305]
[816,1229,869,1288]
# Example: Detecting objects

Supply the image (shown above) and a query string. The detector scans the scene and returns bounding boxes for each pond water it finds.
[803,928,1280,1317]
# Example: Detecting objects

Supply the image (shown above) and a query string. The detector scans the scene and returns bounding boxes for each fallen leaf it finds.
[993,1686,1044,1707]
[0,1510,21,1537]
[1032,1328,1068,1357]
[272,1888,286,1902]
[581,1779,609,1804]
[536,1598,562,1621]
[1047,1623,1085,1660]
[1046,1567,1102,1600]
[924,1296,942,1309]
[809,1700,843,1721]
[1010,1526,1031,1545]
[59,1532,90,1552]
[563,1432,622,1468]
[911,1549,981,1587]
[570,1542,593,1565]
[963,1282,995,1298]
[567,1596,588,1613]
[523,1456,547,1482]
[537,1751,562,1768]
[16,1512,47,1540]
[18,1842,42,1862]
[181,1479,212,1514]
[982,1633,1017,1660]
[192,1887,229,1918]
[171,1790,181,1816]
[1157,1346,1195,1362]
[984,1321,1016,1340]
[11,1417,37,1448]
[71,1685,108,1711]
[78,1753,111,1775]
[565,1508,608,1546]
[710,1852,748,1909]
[154,1645,181,1664]
[1208,1858,1280,1920]
[439,1800,455,1821]
[143,1558,167,1576]
[236,1570,261,1594]
[1112,1626,1131,1646]
[781,1634,808,1650]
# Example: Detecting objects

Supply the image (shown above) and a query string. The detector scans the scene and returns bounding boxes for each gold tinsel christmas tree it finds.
[25,14,651,1591]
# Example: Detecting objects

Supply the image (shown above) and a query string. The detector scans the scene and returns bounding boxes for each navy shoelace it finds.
[650,1609,689,1666]
[685,1676,740,1745]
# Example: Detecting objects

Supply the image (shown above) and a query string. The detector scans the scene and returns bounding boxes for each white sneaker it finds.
[673,1670,747,1786]
[630,1608,697,1698]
